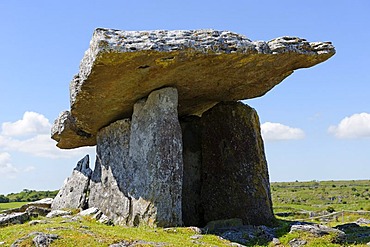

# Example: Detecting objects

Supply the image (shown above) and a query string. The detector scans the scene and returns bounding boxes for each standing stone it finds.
[201,102,274,226]
[129,87,183,227]
[180,116,204,226]
[52,155,91,210]
[88,119,132,225]
[89,87,183,227]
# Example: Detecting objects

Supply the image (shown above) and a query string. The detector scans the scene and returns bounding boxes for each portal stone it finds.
[89,87,183,227]
[51,155,92,210]
[129,87,183,227]
[200,102,274,226]
[88,119,132,225]
[180,116,203,226]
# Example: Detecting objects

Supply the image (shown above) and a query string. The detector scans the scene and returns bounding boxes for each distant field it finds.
[0,201,28,211]
[271,180,370,221]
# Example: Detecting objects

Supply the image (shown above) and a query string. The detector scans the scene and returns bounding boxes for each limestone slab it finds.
[52,29,335,148]
[51,155,92,210]
[200,102,274,225]
[89,87,183,227]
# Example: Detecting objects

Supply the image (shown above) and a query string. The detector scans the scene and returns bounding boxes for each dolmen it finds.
[51,28,335,227]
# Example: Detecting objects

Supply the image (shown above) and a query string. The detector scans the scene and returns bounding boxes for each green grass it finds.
[1,180,370,246]
[0,216,231,246]
[271,180,370,216]
[0,201,28,211]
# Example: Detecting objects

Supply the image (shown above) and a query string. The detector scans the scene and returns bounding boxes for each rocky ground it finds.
[2,198,370,246]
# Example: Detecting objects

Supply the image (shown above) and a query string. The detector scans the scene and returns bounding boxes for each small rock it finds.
[289,238,307,247]
[190,235,203,240]
[33,233,59,247]
[46,210,71,218]
[29,220,48,226]
[78,207,100,216]
[356,218,370,225]
[272,237,281,245]
[0,241,5,245]
[26,206,51,217]
[290,223,344,237]
[186,226,202,234]
[0,212,29,226]
[98,214,113,225]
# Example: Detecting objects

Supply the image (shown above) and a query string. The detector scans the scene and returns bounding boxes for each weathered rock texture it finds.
[88,119,132,225]
[51,155,92,210]
[51,29,335,148]
[180,116,203,226]
[89,87,183,227]
[200,102,274,225]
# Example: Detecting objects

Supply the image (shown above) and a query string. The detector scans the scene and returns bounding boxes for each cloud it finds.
[1,111,51,136]
[328,113,370,139]
[0,152,18,178]
[0,112,95,159]
[261,122,305,141]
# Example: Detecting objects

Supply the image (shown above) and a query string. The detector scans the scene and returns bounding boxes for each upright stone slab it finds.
[88,119,132,225]
[201,102,274,226]
[129,87,183,227]
[180,116,203,226]
[52,155,92,210]
[89,87,183,227]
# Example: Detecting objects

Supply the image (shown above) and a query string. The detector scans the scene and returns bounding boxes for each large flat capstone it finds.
[52,28,335,148]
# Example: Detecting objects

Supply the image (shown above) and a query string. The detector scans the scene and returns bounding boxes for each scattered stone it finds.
[33,233,59,247]
[290,222,346,243]
[52,28,335,149]
[190,234,203,240]
[201,102,274,225]
[26,206,51,217]
[272,237,281,245]
[289,238,307,247]
[78,207,100,216]
[290,223,345,237]
[356,218,370,225]
[52,155,92,210]
[46,210,71,218]
[98,214,113,225]
[109,240,167,247]
[0,242,5,245]
[0,212,29,227]
[29,220,49,226]
[11,232,58,247]
[186,226,202,234]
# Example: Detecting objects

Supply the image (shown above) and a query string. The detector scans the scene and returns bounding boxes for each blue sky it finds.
[1,1,369,194]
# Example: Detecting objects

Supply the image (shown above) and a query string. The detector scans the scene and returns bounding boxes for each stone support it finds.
[89,87,183,227]
[200,102,274,226]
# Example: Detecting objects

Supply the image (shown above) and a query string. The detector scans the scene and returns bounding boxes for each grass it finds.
[0,201,28,212]
[1,180,370,246]
[271,180,370,217]
[0,216,231,246]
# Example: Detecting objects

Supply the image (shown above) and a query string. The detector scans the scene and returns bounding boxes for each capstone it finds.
[51,29,335,149]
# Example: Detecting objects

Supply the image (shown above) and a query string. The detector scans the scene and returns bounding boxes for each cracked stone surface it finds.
[51,28,335,148]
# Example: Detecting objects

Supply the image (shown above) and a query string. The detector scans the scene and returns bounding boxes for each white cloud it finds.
[0,152,18,178]
[0,112,94,159]
[261,122,305,141]
[328,113,370,139]
[1,111,51,136]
